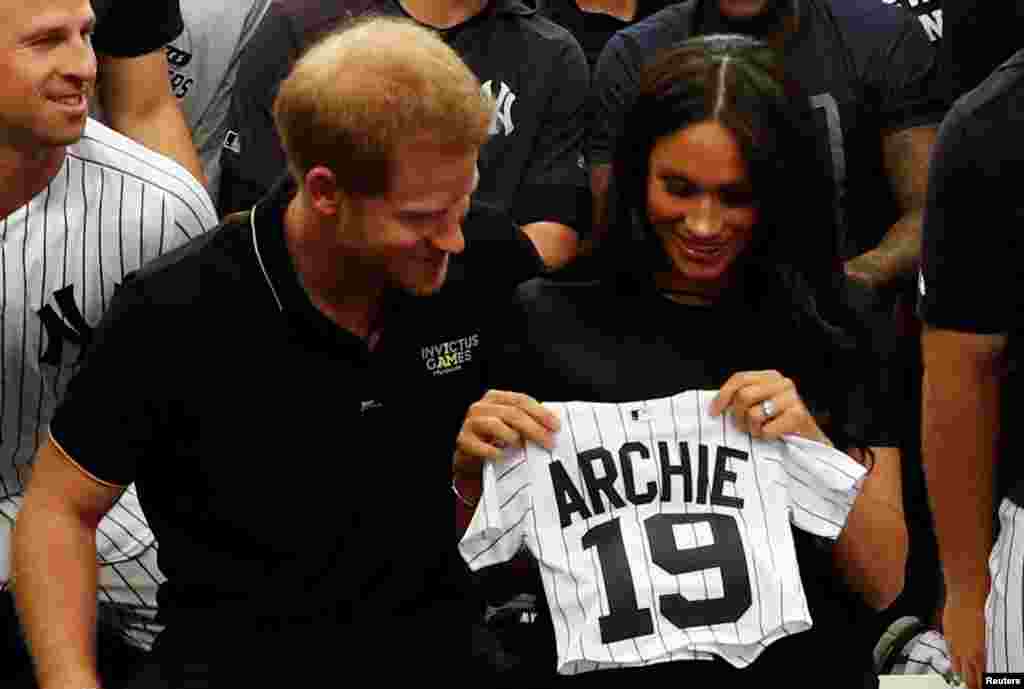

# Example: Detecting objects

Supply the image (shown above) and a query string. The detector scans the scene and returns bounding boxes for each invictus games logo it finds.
[422,334,480,376]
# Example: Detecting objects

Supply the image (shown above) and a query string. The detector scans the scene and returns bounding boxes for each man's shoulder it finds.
[71,119,216,219]
[126,215,253,305]
[613,1,698,53]
[501,5,577,45]
[952,50,1024,121]
[941,52,1024,160]
[814,0,920,44]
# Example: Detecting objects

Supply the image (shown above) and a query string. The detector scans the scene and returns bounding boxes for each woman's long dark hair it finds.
[600,34,875,457]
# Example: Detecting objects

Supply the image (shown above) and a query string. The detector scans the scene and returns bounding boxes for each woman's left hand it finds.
[709,370,831,445]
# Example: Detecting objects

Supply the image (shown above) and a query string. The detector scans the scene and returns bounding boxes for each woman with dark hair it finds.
[455,35,907,688]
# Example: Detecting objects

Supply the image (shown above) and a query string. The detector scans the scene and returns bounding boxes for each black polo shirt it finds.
[590,0,943,260]
[918,50,1024,509]
[90,0,184,57]
[50,180,543,678]
[479,278,890,687]
[219,0,591,235]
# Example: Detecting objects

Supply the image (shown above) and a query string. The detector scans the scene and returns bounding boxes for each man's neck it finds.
[575,0,637,21]
[398,0,490,29]
[0,146,67,220]
[283,197,385,341]
[714,0,799,46]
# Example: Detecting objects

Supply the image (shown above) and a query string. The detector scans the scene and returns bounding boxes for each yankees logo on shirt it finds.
[0,118,217,647]
[460,390,867,675]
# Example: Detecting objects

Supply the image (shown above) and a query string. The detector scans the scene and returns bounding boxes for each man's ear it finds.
[305,166,344,218]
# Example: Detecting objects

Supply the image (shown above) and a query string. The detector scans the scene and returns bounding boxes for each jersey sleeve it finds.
[917,109,1023,333]
[166,171,219,243]
[217,3,299,215]
[49,280,167,488]
[511,34,591,235]
[91,0,185,58]
[458,446,534,571]
[780,436,867,540]
[863,7,945,131]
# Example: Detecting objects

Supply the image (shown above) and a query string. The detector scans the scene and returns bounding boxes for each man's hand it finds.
[522,222,579,272]
[845,251,890,291]
[943,585,989,689]
[454,390,561,479]
[710,370,831,445]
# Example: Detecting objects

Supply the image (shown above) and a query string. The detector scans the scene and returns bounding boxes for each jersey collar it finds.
[250,175,374,349]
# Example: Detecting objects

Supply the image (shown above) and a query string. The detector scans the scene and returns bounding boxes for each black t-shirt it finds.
[219,0,591,235]
[537,0,676,68]
[90,0,184,57]
[886,0,942,45]
[590,0,943,260]
[477,279,888,686]
[49,180,544,678]
[918,50,1024,508]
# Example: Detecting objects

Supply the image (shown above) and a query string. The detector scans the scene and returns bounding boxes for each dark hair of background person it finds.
[599,34,875,457]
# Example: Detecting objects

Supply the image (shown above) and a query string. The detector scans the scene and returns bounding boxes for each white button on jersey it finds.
[459,390,867,675]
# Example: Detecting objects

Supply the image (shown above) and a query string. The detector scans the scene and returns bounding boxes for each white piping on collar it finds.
[250,203,285,313]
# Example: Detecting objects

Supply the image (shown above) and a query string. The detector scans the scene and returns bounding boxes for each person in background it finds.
[90,0,205,184]
[536,0,677,68]
[919,43,1024,689]
[589,0,941,295]
[165,0,274,203]
[219,0,590,272]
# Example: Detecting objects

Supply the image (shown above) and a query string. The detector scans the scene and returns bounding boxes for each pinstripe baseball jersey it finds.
[460,389,867,674]
[0,118,217,646]
[987,498,1024,674]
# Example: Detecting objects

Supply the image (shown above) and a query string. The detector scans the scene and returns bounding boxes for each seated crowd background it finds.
[0,0,1022,688]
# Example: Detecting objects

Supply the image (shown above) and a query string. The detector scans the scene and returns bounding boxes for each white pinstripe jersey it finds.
[0,119,217,644]
[460,390,867,674]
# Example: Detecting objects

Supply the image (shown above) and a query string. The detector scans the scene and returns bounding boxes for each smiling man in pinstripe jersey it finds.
[0,0,217,686]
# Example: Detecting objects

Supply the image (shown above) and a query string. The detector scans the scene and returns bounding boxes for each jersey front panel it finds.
[461,390,866,674]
